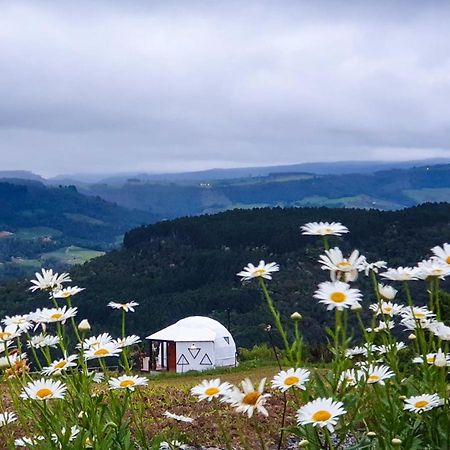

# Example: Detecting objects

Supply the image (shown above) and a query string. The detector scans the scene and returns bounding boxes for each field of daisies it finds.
[0,220,449,449]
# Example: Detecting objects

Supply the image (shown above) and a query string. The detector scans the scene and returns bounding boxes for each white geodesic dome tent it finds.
[146,316,237,373]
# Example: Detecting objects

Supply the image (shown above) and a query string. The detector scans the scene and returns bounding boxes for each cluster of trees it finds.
[0,203,449,349]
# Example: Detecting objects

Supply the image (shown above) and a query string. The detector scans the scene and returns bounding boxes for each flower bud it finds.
[291,312,302,321]
[408,333,416,340]
[391,438,402,446]
[78,319,91,332]
[367,431,376,438]
[298,440,309,448]
[434,349,448,367]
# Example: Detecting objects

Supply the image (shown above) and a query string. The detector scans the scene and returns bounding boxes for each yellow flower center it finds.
[414,400,429,408]
[51,313,63,320]
[338,261,351,268]
[330,292,346,303]
[242,391,261,405]
[324,228,333,234]
[284,376,300,386]
[205,387,220,396]
[54,361,67,369]
[253,269,266,277]
[414,312,425,319]
[0,332,11,340]
[426,356,435,364]
[62,291,71,297]
[36,388,53,399]
[120,304,127,308]
[94,348,110,356]
[383,307,392,313]
[368,374,380,382]
[446,256,450,264]
[119,379,136,388]
[312,410,332,422]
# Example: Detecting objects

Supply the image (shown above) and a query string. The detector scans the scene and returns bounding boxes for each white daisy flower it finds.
[366,320,395,333]
[378,283,398,300]
[84,342,122,360]
[0,324,21,342]
[415,259,450,280]
[28,334,60,349]
[163,411,194,423]
[15,436,45,446]
[1,314,33,332]
[345,346,369,358]
[0,352,27,369]
[236,260,280,281]
[190,378,233,402]
[375,342,407,355]
[360,365,395,385]
[380,267,419,281]
[159,441,187,450]
[369,301,404,317]
[88,371,105,383]
[29,269,71,292]
[41,354,78,376]
[20,378,67,400]
[0,411,17,427]
[31,306,78,325]
[431,243,450,265]
[362,260,387,276]
[404,394,443,413]
[53,286,85,299]
[314,281,362,311]
[271,368,310,392]
[401,306,435,321]
[225,378,270,418]
[429,322,450,340]
[416,349,450,367]
[300,222,349,236]
[319,248,366,282]
[0,341,12,355]
[107,301,139,312]
[114,335,142,348]
[296,397,346,432]
[108,375,148,391]
[79,333,113,350]
[401,317,435,331]
[51,425,80,445]
[338,369,360,387]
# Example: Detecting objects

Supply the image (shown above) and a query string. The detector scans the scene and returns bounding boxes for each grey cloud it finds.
[1,1,450,175]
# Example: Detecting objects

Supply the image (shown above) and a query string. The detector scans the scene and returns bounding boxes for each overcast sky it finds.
[1,1,450,176]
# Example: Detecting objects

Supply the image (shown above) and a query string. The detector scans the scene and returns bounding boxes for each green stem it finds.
[258,278,291,362]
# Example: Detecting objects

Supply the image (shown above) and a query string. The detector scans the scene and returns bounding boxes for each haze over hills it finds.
[0,160,449,223]
[46,157,450,183]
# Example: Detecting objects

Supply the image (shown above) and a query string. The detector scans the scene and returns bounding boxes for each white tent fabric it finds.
[146,316,237,372]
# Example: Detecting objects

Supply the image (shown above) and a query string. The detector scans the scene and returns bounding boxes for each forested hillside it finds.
[0,181,154,279]
[1,203,449,349]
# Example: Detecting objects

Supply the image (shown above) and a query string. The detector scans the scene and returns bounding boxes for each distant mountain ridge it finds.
[76,163,450,218]
[47,157,450,183]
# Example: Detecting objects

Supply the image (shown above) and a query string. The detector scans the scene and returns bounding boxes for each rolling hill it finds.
[0,180,155,279]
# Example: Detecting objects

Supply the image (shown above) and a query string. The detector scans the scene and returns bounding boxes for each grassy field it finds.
[1,364,293,449]
[41,246,105,265]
